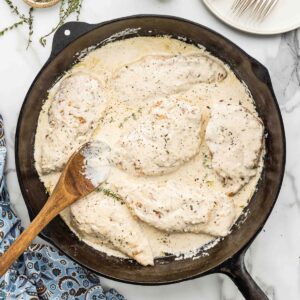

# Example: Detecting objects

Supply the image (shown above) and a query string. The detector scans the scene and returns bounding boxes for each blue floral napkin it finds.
[0,115,124,300]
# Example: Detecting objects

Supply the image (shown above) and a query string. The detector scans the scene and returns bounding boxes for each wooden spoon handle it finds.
[0,142,99,276]
[0,196,59,277]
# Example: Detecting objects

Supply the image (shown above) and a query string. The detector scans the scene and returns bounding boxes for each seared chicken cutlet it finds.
[117,181,236,237]
[71,192,154,266]
[40,72,107,174]
[111,97,202,176]
[205,101,264,195]
[112,54,227,103]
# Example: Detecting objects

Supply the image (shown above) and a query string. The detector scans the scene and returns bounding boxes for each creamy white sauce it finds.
[34,37,264,265]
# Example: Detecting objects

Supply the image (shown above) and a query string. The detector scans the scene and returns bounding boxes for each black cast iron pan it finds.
[15,15,285,299]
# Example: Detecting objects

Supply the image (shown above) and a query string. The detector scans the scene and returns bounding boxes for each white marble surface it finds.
[0,1,299,299]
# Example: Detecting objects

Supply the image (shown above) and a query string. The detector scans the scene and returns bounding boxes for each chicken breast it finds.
[70,191,154,266]
[205,101,264,195]
[112,54,227,103]
[111,97,202,176]
[117,181,236,237]
[40,72,107,174]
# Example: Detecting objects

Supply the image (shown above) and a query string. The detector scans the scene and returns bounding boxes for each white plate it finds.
[202,0,300,35]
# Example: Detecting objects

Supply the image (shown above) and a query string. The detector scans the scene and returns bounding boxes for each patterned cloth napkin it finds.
[0,115,124,300]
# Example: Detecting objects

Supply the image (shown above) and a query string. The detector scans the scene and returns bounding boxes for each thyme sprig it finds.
[76,0,83,20]
[0,20,24,37]
[39,0,84,46]
[98,188,123,202]
[0,0,84,48]
[4,0,28,22]
[0,0,34,46]
[27,8,34,48]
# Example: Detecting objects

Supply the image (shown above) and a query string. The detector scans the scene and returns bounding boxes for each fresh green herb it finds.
[0,0,84,48]
[59,0,66,19]
[4,0,28,21]
[76,0,83,20]
[40,0,84,46]
[1,0,34,46]
[98,188,123,201]
[118,109,143,128]
[0,20,24,37]
[27,8,34,49]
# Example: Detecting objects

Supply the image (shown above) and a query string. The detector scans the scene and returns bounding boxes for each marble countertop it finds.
[0,1,299,299]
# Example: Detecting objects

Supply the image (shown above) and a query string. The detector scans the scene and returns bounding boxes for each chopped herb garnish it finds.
[98,187,123,201]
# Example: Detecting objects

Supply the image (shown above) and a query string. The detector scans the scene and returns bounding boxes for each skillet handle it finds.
[50,21,97,59]
[219,247,268,300]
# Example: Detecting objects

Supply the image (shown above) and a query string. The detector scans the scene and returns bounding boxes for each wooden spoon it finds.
[0,141,111,276]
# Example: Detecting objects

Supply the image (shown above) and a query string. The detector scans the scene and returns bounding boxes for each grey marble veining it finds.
[266,29,300,107]
[0,1,299,299]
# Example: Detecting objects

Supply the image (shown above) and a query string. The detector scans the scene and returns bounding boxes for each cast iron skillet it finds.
[15,15,285,299]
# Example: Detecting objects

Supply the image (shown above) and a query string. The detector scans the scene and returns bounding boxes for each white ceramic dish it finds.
[203,0,300,35]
